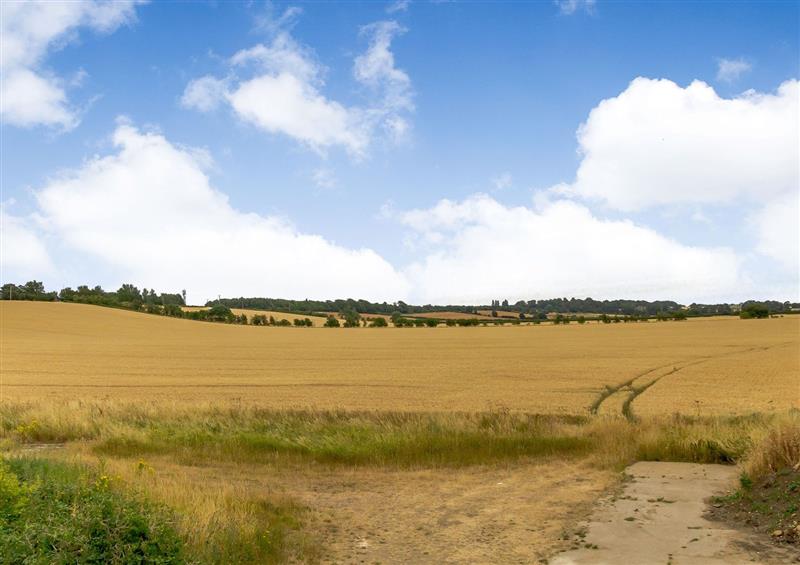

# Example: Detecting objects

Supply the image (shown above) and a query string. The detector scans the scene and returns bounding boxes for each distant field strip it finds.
[1,302,797,416]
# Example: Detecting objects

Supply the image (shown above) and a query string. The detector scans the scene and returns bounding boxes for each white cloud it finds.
[0,206,53,280]
[751,190,799,273]
[565,78,798,211]
[400,194,743,304]
[555,0,596,15]
[387,1,410,14]
[182,12,413,157]
[230,33,320,83]
[254,5,303,35]
[555,77,798,281]
[354,21,414,141]
[229,73,370,155]
[28,122,408,303]
[716,57,752,83]
[180,75,229,112]
[0,0,144,129]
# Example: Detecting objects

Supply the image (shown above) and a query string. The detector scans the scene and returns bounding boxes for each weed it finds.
[0,457,184,564]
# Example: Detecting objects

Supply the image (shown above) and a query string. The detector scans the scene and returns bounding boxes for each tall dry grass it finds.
[2,399,795,470]
[742,416,800,479]
[1,400,591,467]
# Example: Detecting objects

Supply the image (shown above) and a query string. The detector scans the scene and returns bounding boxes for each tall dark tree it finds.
[117,284,142,304]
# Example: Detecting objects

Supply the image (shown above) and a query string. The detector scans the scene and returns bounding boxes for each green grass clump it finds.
[92,411,591,467]
[0,457,184,564]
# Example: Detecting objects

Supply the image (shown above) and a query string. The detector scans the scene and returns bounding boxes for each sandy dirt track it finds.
[552,462,798,565]
[274,460,615,564]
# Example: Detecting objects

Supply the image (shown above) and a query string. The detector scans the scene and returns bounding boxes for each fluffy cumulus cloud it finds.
[399,194,743,304]
[557,77,799,275]
[181,11,413,157]
[0,207,53,280]
[750,190,799,274]
[0,0,144,129]
[19,122,408,303]
[567,78,798,210]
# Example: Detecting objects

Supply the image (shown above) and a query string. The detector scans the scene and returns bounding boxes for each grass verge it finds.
[1,401,794,470]
[709,419,800,548]
[0,456,184,564]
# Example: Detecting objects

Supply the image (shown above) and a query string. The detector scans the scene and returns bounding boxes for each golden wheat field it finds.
[1,301,797,415]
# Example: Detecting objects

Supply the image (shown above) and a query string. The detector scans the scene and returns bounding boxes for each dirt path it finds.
[551,461,798,565]
[282,460,615,564]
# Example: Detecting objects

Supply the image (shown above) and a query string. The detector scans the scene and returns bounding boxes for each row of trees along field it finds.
[209,294,798,318]
[0,281,187,308]
[1,281,792,325]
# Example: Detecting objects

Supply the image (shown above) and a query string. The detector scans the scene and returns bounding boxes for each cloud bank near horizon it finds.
[2,77,797,305]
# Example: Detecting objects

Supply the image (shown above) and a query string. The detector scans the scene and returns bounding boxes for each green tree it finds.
[163,304,184,317]
[740,303,769,319]
[207,304,234,322]
[342,309,361,328]
[117,284,142,304]
[324,316,341,328]
[23,281,45,295]
[0,284,21,300]
[370,317,388,327]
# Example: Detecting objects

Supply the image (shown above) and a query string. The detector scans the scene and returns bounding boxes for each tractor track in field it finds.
[590,343,790,421]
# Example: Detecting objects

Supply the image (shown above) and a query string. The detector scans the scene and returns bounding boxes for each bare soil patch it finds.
[708,466,800,556]
[275,460,614,564]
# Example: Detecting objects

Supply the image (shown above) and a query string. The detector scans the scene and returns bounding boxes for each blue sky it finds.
[2,0,798,305]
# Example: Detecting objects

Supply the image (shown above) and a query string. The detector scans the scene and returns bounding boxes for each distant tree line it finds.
[4,281,796,326]
[0,281,326,328]
[208,295,800,319]
[1,281,186,308]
